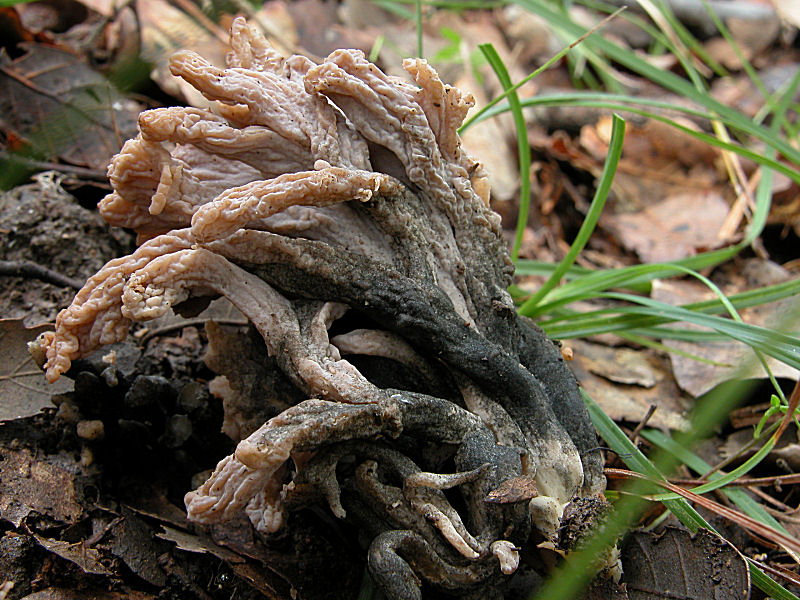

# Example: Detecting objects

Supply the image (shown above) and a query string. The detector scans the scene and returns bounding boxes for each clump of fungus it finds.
[37,18,606,599]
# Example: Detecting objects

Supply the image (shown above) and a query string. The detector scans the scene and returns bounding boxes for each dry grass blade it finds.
[750,560,800,589]
[605,468,800,556]
[773,379,800,440]
[670,472,800,488]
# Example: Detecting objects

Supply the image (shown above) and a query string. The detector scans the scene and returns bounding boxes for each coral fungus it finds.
[38,18,605,598]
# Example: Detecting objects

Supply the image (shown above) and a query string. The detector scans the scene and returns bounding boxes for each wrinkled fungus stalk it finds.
[34,18,608,598]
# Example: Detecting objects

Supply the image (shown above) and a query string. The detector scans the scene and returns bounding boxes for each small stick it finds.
[0,259,84,289]
[629,404,657,442]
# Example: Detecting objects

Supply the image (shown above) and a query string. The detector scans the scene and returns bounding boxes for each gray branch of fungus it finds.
[36,17,606,599]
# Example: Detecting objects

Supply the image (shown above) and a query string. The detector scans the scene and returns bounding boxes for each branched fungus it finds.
[38,18,607,598]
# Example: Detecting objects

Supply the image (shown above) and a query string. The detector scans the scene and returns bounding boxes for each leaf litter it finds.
[0,0,798,598]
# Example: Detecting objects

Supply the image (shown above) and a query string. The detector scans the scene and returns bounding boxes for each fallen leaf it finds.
[603,192,729,263]
[500,5,558,66]
[0,43,139,169]
[584,578,630,600]
[704,12,780,69]
[285,0,372,58]
[33,535,114,577]
[570,339,690,431]
[0,319,72,422]
[574,341,658,388]
[579,117,722,216]
[0,446,84,526]
[485,476,539,504]
[652,272,800,397]
[15,0,88,37]
[622,527,750,599]
[109,510,167,586]
[20,588,156,600]
[156,525,243,564]
[135,0,228,106]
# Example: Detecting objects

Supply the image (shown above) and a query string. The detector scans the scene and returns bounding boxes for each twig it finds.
[0,153,108,182]
[750,487,794,511]
[629,404,657,442]
[762,504,800,525]
[669,472,800,488]
[606,467,800,555]
[748,559,800,589]
[140,318,248,343]
[0,260,84,289]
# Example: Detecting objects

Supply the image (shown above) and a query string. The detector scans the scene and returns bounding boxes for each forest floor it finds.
[1,1,799,599]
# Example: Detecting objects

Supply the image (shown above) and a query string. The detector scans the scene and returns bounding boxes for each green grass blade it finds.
[652,437,775,501]
[518,114,626,314]
[538,277,800,341]
[479,43,532,262]
[531,262,733,312]
[510,0,800,166]
[476,94,800,184]
[699,0,768,100]
[749,567,800,600]
[459,7,627,133]
[652,0,727,76]
[473,91,718,124]
[599,292,800,369]
[540,291,800,370]
[514,260,594,278]
[617,331,731,367]
[642,429,790,535]
[584,393,800,600]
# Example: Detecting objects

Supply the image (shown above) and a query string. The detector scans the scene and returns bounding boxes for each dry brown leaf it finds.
[704,13,780,69]
[603,192,729,263]
[0,319,72,422]
[109,511,168,586]
[156,525,244,563]
[575,341,659,388]
[570,339,690,430]
[583,117,722,214]
[0,446,83,527]
[15,0,88,36]
[500,5,559,65]
[651,271,799,397]
[621,527,750,600]
[0,43,139,168]
[285,0,372,58]
[33,536,114,577]
[485,476,539,504]
[136,0,228,106]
